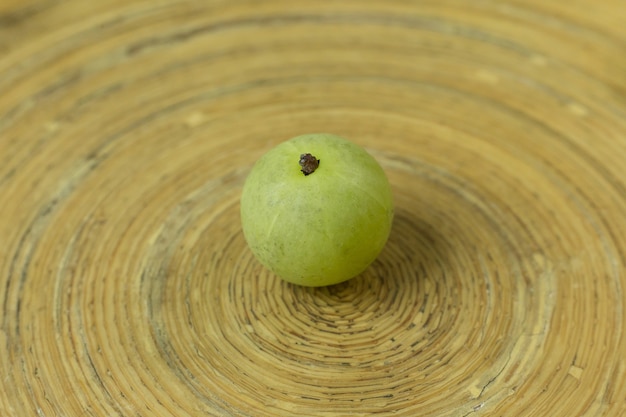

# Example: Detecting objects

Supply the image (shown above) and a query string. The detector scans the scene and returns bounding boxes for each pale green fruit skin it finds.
[240,133,394,287]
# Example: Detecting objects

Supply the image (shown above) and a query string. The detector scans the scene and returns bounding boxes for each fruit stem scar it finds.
[299,153,320,176]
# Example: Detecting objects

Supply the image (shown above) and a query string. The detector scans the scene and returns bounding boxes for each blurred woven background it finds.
[1,1,625,416]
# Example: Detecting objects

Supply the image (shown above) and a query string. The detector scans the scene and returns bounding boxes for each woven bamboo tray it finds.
[1,1,625,416]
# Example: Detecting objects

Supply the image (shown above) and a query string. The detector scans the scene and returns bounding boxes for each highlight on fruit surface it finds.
[240,133,394,287]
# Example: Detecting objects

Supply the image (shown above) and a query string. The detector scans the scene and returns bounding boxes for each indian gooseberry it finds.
[240,133,394,287]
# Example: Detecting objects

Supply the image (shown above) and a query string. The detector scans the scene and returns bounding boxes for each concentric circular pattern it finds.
[1,1,625,416]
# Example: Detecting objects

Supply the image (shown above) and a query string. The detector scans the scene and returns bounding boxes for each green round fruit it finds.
[240,133,394,287]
